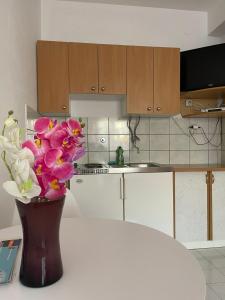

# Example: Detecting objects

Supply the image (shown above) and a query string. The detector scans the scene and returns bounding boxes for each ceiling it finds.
[59,0,218,12]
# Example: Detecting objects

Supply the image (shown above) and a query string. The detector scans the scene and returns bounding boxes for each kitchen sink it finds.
[109,162,160,168]
[127,163,160,168]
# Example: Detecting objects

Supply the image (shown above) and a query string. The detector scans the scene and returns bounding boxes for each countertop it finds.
[165,164,225,172]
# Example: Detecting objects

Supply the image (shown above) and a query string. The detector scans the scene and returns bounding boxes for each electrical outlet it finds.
[185,99,192,107]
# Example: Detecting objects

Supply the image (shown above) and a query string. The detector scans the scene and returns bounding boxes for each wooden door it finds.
[37,41,69,115]
[127,46,154,114]
[154,47,180,115]
[69,43,98,94]
[98,45,126,94]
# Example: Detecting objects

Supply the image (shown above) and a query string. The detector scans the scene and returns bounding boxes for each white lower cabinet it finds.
[175,172,207,243]
[70,172,174,236]
[212,172,225,240]
[70,174,123,220]
[124,172,173,237]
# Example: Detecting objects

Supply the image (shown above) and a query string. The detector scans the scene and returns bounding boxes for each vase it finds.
[16,196,65,288]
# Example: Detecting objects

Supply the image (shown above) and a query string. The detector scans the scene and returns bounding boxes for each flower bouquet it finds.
[0,111,85,287]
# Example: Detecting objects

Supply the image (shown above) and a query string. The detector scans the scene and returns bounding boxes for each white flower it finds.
[3,180,41,204]
[4,115,17,128]
[0,136,18,153]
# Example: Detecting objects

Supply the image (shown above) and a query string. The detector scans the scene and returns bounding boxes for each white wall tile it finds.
[190,134,209,151]
[170,117,190,135]
[209,118,221,134]
[75,152,88,164]
[109,135,129,151]
[190,151,209,164]
[130,135,149,151]
[170,151,189,164]
[89,152,109,164]
[170,135,189,150]
[136,118,150,134]
[88,135,109,151]
[109,117,129,134]
[88,117,108,134]
[208,135,221,150]
[189,117,209,133]
[150,117,170,134]
[150,151,169,164]
[150,135,169,150]
[209,151,219,164]
[130,151,149,163]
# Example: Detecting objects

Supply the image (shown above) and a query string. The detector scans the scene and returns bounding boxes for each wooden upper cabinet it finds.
[127,46,154,114]
[154,47,180,115]
[69,43,98,94]
[37,41,69,115]
[98,45,126,94]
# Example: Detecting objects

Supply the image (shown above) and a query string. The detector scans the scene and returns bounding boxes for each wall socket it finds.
[185,99,193,107]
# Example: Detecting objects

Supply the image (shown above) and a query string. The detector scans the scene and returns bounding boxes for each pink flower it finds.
[22,138,50,158]
[34,117,60,139]
[44,148,74,181]
[64,119,83,137]
[42,174,66,200]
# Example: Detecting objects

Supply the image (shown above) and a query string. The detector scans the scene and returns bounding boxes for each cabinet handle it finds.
[62,105,67,110]
[76,179,83,184]
[212,174,215,184]
[91,86,96,91]
[147,107,152,111]
[156,107,161,111]
[101,87,105,92]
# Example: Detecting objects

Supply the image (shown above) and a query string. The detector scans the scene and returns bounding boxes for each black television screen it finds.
[181,43,225,92]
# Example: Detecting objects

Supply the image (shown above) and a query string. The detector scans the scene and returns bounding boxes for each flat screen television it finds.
[181,43,225,92]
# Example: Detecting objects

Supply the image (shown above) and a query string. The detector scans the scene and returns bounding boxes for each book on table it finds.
[0,239,21,284]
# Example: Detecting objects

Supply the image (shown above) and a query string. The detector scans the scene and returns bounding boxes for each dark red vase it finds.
[16,197,65,288]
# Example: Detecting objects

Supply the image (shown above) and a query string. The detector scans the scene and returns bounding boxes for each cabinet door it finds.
[154,47,180,115]
[175,172,207,243]
[37,41,69,115]
[127,46,154,114]
[70,174,123,220]
[212,172,225,240]
[69,43,98,94]
[98,45,126,94]
[124,172,173,236]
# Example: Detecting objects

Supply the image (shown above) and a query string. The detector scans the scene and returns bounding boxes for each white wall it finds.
[42,0,223,50]
[0,0,41,228]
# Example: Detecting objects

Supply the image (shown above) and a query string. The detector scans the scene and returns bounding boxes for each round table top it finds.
[0,218,205,300]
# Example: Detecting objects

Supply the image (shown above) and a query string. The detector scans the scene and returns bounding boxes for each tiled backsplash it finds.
[27,116,222,165]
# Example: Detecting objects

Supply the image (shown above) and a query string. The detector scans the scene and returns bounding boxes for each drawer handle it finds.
[147,107,152,111]
[76,179,83,183]
[156,107,161,111]
[91,86,96,91]
[62,105,67,110]
[101,87,105,92]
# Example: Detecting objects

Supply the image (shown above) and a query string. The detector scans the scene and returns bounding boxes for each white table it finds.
[0,218,205,300]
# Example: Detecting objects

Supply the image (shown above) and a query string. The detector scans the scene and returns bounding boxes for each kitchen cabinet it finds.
[69,43,98,94]
[154,47,180,115]
[126,46,180,115]
[37,41,70,115]
[98,45,126,94]
[70,174,123,220]
[69,43,126,95]
[126,46,154,114]
[212,172,225,240]
[124,172,173,237]
[175,172,207,243]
